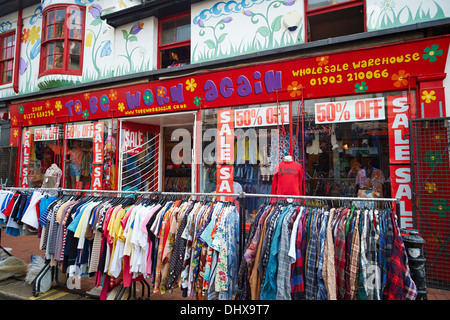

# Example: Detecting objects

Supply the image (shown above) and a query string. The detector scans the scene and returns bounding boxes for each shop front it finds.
[8,36,450,229]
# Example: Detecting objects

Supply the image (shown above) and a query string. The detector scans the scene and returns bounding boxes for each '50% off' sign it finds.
[235,105,289,128]
[315,98,385,124]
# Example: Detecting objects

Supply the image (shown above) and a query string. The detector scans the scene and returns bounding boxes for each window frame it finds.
[39,4,86,77]
[0,31,16,85]
[305,0,363,15]
[157,11,191,69]
[304,0,365,42]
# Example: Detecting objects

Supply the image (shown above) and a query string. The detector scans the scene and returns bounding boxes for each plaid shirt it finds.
[316,210,329,300]
[258,206,281,287]
[383,211,417,300]
[291,211,308,299]
[334,209,348,300]
[378,210,389,295]
[305,210,320,300]
[346,210,361,300]
[366,210,381,300]
[358,209,369,299]
[276,206,297,300]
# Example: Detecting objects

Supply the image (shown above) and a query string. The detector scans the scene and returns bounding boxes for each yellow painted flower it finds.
[109,89,118,101]
[185,78,197,92]
[28,26,41,45]
[55,101,62,111]
[85,31,93,47]
[13,129,18,137]
[421,90,436,103]
[425,182,437,193]
[118,102,125,112]
[84,93,90,100]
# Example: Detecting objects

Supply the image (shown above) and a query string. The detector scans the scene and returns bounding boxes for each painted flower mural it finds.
[421,90,436,103]
[143,90,153,105]
[430,199,450,218]
[355,82,368,93]
[28,26,40,45]
[424,151,443,168]
[194,96,203,106]
[316,56,329,66]
[392,70,409,87]
[119,22,145,72]
[55,101,62,112]
[425,182,437,194]
[194,0,303,63]
[423,44,444,63]
[21,21,42,93]
[185,78,198,92]
[287,81,302,98]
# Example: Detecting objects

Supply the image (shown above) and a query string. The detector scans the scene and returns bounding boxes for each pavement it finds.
[1,230,449,301]
[0,231,189,300]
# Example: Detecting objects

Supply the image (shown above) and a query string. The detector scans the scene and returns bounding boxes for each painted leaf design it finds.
[204,39,216,49]
[256,26,269,37]
[271,15,282,32]
[217,33,228,44]
[91,17,102,26]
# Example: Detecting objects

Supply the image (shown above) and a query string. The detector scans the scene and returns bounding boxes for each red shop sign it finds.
[20,130,31,188]
[217,109,234,201]
[91,122,104,190]
[9,37,449,130]
[387,94,414,229]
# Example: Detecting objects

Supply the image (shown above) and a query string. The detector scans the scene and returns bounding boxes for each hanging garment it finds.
[236,201,417,301]
[270,160,304,197]
[0,191,241,300]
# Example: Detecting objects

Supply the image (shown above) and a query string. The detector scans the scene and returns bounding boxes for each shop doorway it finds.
[118,111,197,193]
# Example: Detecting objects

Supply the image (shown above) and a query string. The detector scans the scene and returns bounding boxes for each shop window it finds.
[22,125,65,189]
[39,4,85,76]
[200,105,292,219]
[159,13,190,69]
[0,32,15,85]
[306,0,364,42]
[291,91,414,199]
[64,120,116,190]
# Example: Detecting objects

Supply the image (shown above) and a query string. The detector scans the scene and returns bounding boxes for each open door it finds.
[118,121,160,192]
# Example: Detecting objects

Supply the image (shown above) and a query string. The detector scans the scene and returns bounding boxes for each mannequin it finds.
[67,141,84,188]
[42,163,62,192]
[270,155,304,197]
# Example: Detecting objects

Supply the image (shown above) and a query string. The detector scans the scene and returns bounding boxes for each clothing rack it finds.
[0,186,399,300]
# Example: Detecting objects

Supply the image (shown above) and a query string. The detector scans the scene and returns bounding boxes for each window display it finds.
[24,125,64,188]
[201,103,292,217]
[291,91,412,198]
[200,91,412,214]
[20,120,116,190]
[64,120,115,190]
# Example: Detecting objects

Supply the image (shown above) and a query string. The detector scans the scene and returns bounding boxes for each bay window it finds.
[40,4,85,76]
